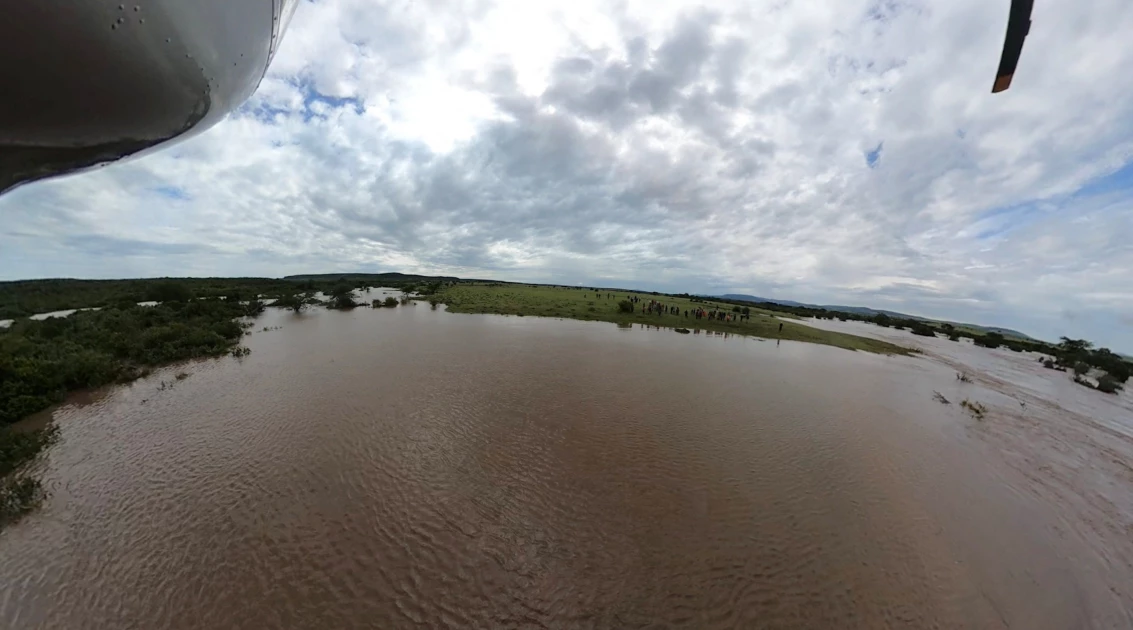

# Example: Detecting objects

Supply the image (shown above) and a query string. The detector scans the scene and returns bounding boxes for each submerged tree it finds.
[276,292,314,313]
[327,286,358,310]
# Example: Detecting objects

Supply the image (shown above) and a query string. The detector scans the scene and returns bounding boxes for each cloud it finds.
[2,0,1133,350]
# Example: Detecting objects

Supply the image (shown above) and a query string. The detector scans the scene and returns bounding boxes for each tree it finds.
[908,322,936,337]
[1058,337,1093,355]
[974,332,1004,349]
[741,306,751,316]
[1097,373,1123,394]
[244,299,265,316]
[277,292,313,313]
[327,285,357,310]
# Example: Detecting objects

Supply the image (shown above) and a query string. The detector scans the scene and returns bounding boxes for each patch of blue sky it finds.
[1071,159,1133,198]
[970,158,1133,241]
[152,185,191,201]
[865,142,883,168]
[299,82,363,121]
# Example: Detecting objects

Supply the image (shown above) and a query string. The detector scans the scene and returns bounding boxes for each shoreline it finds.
[437,283,913,356]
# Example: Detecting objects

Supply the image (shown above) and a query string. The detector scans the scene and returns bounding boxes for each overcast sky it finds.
[2,0,1132,350]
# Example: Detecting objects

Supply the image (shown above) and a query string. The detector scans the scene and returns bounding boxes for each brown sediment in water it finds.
[1,293,1130,628]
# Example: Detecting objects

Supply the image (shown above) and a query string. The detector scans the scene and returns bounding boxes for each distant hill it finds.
[718,294,1035,341]
[284,272,461,283]
[719,294,809,308]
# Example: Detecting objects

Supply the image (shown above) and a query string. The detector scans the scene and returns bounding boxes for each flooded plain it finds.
[2,295,1132,628]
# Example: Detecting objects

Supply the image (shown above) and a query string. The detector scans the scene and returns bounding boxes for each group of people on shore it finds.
[626,296,751,322]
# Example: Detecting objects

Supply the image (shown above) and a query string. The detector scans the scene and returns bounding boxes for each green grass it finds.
[438,284,911,355]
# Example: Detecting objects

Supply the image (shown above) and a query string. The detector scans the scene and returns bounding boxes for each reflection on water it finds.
[2,295,1131,628]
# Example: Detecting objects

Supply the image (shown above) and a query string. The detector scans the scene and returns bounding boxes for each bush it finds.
[1,476,44,525]
[617,300,634,313]
[1,425,59,477]
[909,323,936,337]
[960,399,987,419]
[275,293,312,313]
[974,332,1004,349]
[1073,361,1090,377]
[384,297,398,308]
[1097,374,1123,394]
[327,294,358,310]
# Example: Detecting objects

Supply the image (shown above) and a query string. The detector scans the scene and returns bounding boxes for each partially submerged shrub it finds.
[1,476,44,525]
[909,323,936,337]
[1097,374,1123,394]
[960,399,987,419]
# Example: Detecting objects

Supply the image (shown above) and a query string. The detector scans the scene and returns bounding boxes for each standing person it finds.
[778,322,784,333]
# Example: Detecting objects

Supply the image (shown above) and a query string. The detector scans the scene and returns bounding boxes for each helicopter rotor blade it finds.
[992,0,1034,93]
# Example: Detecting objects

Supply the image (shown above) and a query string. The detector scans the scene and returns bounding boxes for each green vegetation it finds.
[1,293,260,527]
[273,292,318,313]
[1,425,58,524]
[326,285,359,310]
[437,284,911,355]
[0,299,258,424]
[0,278,306,319]
[1097,374,1123,394]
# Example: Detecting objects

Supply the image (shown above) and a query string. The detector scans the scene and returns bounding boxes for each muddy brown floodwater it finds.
[3,293,1132,629]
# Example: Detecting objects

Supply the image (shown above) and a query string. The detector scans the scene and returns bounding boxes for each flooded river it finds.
[3,295,1132,628]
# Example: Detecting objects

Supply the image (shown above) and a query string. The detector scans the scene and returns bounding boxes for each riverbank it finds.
[4,300,1130,627]
[0,298,261,527]
[438,283,912,355]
